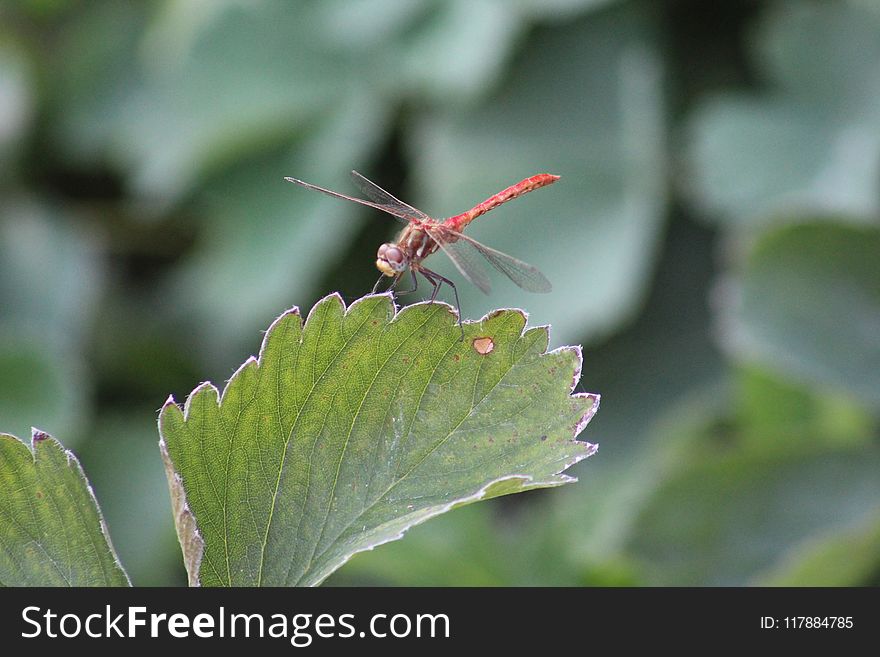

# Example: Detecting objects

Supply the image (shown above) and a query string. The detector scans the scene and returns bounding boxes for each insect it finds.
[284,170,556,331]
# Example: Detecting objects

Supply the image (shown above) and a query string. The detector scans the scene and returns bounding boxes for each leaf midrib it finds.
[296,327,538,585]
[257,302,381,585]
[299,306,449,580]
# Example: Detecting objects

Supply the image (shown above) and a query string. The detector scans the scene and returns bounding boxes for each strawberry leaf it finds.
[159,294,598,586]
[0,430,130,586]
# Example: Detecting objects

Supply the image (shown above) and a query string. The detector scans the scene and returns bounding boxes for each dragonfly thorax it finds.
[376,242,408,277]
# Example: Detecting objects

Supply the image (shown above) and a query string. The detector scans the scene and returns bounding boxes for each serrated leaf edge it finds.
[311,460,598,586]
[159,293,600,586]
[0,428,132,586]
[158,420,205,588]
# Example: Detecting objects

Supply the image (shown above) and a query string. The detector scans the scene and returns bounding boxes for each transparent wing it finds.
[349,171,432,224]
[427,225,552,294]
[284,175,411,223]
[425,227,493,294]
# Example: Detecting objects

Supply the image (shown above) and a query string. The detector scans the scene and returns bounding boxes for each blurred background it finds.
[1,0,878,586]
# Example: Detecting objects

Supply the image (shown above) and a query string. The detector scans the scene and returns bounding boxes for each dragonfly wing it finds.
[285,176,410,223]
[432,226,552,293]
[349,171,431,223]
[425,226,493,295]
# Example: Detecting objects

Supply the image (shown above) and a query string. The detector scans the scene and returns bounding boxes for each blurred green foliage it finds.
[0,0,877,586]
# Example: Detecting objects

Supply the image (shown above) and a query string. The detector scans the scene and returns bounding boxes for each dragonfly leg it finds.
[371,273,386,294]
[419,267,464,340]
[394,269,419,296]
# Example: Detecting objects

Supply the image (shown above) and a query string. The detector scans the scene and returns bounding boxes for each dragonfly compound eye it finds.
[376,243,407,276]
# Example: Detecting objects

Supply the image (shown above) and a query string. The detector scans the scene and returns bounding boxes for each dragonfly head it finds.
[376,242,408,277]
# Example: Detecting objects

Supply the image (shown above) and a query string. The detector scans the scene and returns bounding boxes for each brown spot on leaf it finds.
[540,435,547,442]
[472,336,494,355]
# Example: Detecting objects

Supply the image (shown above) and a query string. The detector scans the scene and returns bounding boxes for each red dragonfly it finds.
[284,170,556,325]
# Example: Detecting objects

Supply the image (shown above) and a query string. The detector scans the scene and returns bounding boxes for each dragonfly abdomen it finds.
[446,173,560,232]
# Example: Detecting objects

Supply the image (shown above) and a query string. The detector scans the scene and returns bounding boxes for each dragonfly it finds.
[284,170,557,331]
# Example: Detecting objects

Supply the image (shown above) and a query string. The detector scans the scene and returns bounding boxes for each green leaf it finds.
[367,0,523,104]
[0,430,130,586]
[0,200,103,350]
[627,444,880,586]
[755,510,880,586]
[0,201,104,441]
[50,1,410,202]
[686,1,880,226]
[159,294,598,586]
[735,366,875,451]
[723,222,880,409]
